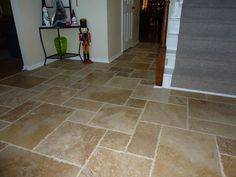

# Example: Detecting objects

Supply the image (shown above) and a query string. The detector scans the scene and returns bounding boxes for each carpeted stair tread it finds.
[172,0,236,95]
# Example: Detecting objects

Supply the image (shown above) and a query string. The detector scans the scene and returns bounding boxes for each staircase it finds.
[170,0,236,95]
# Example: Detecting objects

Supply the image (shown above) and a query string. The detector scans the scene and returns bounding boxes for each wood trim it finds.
[156,0,170,86]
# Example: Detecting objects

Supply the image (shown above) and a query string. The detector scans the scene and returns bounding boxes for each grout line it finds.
[149,127,163,177]
[186,97,190,129]
[86,103,106,125]
[124,98,147,152]
[0,140,81,168]
[76,130,108,177]
[220,153,236,159]
[215,136,227,177]
[140,120,236,141]
[98,146,154,161]
[190,117,236,127]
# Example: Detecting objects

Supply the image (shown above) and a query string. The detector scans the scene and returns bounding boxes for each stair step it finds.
[183,0,236,8]
[178,22,236,42]
[171,74,236,95]
[176,38,236,63]
[181,7,236,23]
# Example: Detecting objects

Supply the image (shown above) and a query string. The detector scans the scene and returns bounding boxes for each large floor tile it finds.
[64,98,103,112]
[127,122,160,158]
[30,67,64,79]
[0,120,9,130]
[79,147,152,177]
[221,155,236,177]
[0,106,10,116]
[0,85,12,94]
[45,75,81,87]
[207,95,236,105]
[76,85,132,105]
[114,61,150,70]
[189,119,236,139]
[34,87,77,105]
[35,122,105,166]
[105,76,140,90]
[141,101,187,128]
[152,127,221,177]
[0,101,40,122]
[217,137,236,156]
[90,104,141,134]
[0,88,37,108]
[0,74,46,89]
[0,146,80,177]
[131,57,154,64]
[130,70,155,80]
[126,98,146,108]
[68,110,95,124]
[170,90,207,100]
[0,104,73,149]
[100,131,130,151]
[189,99,236,125]
[77,71,114,85]
[132,85,187,105]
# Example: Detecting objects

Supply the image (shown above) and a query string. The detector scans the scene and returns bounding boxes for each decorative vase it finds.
[54,37,67,55]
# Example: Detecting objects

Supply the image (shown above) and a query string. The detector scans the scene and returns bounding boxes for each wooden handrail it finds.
[156,0,170,86]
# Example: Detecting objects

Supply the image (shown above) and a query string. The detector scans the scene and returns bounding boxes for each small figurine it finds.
[79,19,93,64]
[42,0,51,26]
[71,10,78,25]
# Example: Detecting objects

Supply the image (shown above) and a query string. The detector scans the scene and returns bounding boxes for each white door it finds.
[123,0,134,51]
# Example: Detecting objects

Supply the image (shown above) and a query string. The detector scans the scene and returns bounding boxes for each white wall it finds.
[107,0,122,60]
[10,0,55,69]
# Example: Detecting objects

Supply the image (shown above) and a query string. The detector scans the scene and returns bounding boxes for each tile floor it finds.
[0,43,235,177]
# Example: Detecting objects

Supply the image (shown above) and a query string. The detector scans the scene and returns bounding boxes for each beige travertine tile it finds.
[100,131,130,151]
[105,77,140,90]
[116,72,130,77]
[0,88,37,107]
[45,75,81,87]
[78,71,114,85]
[0,104,73,149]
[0,74,47,89]
[127,122,160,158]
[0,146,80,177]
[189,119,236,139]
[79,147,152,177]
[35,87,77,105]
[126,98,146,108]
[30,67,64,78]
[132,85,186,105]
[141,101,187,128]
[0,101,41,122]
[64,98,103,112]
[76,85,132,105]
[140,79,155,86]
[0,85,12,94]
[130,70,155,80]
[221,155,236,177]
[31,83,53,92]
[217,137,236,156]
[189,99,236,125]
[114,61,150,70]
[208,95,236,105]
[170,90,207,100]
[0,120,9,130]
[115,54,136,61]
[90,104,141,134]
[0,106,10,116]
[68,109,95,124]
[62,62,85,70]
[109,67,133,73]
[36,122,105,166]
[131,57,154,64]
[0,142,7,150]
[152,127,221,177]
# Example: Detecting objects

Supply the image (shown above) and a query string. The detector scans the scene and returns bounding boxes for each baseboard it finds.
[23,59,58,71]
[154,85,236,98]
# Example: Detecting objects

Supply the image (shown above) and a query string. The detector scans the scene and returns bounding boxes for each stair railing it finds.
[156,0,170,86]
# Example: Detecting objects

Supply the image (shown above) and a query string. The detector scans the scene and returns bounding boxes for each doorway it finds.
[139,0,163,43]
[0,0,23,79]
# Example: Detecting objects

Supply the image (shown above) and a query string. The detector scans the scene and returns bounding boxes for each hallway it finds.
[0,43,235,177]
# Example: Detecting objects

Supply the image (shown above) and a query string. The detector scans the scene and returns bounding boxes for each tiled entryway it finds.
[0,43,235,177]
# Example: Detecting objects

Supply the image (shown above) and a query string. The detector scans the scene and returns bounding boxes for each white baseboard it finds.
[23,59,58,71]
